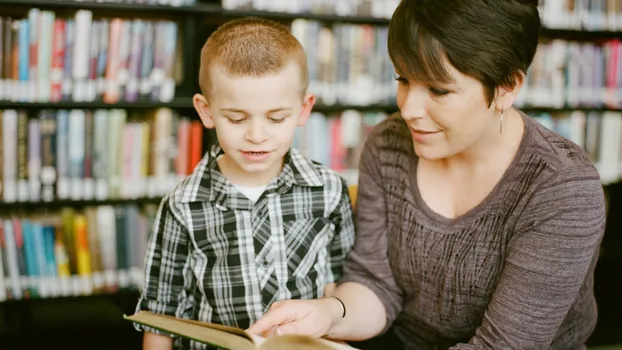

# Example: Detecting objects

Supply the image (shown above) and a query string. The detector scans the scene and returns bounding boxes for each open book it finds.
[125,311,358,350]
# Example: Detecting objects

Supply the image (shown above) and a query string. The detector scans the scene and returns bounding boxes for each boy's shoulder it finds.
[288,148,348,190]
[165,150,215,206]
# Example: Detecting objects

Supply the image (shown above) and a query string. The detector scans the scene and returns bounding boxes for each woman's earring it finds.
[499,109,504,134]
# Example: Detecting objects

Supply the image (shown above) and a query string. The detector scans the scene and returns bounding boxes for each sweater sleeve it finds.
[339,132,404,333]
[450,170,606,349]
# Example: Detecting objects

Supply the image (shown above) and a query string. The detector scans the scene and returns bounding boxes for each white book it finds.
[37,11,55,102]
[68,110,86,200]
[2,110,18,203]
[72,10,92,102]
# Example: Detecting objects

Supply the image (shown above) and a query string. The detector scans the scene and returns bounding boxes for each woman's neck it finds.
[432,108,525,176]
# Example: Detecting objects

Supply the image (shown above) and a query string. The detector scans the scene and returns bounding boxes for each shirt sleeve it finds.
[449,171,606,349]
[134,195,196,335]
[325,177,356,284]
[338,135,404,333]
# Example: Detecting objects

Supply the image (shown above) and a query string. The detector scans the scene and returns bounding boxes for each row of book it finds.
[532,110,622,185]
[291,19,395,106]
[0,204,156,301]
[0,10,181,103]
[222,0,400,19]
[223,0,622,33]
[293,19,622,109]
[0,108,203,203]
[515,39,622,109]
[540,0,622,31]
[1,107,621,206]
[294,110,387,185]
[297,109,622,186]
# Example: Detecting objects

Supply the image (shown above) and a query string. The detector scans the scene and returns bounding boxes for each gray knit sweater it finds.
[341,111,606,350]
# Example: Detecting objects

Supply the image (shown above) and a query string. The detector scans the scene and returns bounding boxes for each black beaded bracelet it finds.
[329,296,346,318]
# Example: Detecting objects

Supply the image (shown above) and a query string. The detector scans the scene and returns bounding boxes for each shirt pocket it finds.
[282,217,333,279]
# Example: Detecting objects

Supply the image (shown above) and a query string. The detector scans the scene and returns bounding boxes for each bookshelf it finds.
[0,1,621,349]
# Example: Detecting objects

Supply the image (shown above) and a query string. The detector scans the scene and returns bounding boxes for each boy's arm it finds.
[143,332,173,350]
[135,195,196,347]
[324,178,356,288]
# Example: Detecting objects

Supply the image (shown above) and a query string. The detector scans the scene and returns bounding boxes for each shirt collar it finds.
[179,144,324,207]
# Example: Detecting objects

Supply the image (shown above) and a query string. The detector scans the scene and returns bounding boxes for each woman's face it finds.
[395,61,500,161]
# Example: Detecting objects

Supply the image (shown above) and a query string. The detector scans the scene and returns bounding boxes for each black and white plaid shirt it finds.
[135,145,355,349]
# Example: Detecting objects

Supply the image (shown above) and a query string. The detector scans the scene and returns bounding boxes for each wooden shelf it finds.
[0,0,208,13]
[0,197,163,210]
[206,6,392,25]
[520,106,622,113]
[540,27,622,40]
[0,97,193,109]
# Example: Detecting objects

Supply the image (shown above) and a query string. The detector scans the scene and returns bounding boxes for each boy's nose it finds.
[245,122,268,143]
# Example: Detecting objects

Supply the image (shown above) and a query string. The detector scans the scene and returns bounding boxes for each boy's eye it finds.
[429,87,450,96]
[268,116,286,123]
[227,117,246,124]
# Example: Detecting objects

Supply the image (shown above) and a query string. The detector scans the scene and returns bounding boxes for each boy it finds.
[135,17,356,350]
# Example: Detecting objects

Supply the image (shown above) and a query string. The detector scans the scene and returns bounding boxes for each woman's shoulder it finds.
[521,112,601,184]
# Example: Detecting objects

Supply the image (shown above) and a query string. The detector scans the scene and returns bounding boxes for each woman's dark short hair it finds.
[388,0,541,105]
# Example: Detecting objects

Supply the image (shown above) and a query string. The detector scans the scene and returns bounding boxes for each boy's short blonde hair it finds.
[198,17,309,99]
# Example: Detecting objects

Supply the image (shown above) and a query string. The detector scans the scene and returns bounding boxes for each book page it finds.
[252,334,359,350]
[124,311,256,350]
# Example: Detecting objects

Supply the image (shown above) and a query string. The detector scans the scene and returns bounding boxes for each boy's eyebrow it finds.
[220,107,293,114]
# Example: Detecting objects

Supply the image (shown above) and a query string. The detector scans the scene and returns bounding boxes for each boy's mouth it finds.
[240,151,272,161]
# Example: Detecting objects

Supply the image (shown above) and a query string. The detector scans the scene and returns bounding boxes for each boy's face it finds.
[193,61,315,187]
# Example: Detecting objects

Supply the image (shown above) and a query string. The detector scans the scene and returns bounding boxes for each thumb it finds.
[246,305,295,335]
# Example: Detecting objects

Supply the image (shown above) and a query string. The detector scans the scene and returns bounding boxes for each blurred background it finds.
[0,0,620,349]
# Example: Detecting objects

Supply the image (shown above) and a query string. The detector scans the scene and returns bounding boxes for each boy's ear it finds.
[193,93,215,129]
[296,93,316,127]
[494,71,525,110]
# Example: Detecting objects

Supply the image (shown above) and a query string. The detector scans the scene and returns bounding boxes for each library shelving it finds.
[0,1,621,349]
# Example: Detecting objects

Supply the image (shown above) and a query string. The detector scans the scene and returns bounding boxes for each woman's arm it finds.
[451,170,606,349]
[248,130,403,341]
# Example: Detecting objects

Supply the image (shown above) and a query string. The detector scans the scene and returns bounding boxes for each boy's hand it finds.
[143,331,173,350]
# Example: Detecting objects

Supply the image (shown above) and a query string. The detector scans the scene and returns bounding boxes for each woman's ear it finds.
[494,71,525,110]
[193,93,215,129]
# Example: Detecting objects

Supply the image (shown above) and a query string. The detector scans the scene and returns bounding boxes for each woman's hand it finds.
[247,298,343,338]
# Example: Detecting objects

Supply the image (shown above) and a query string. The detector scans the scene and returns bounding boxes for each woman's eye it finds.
[429,87,450,96]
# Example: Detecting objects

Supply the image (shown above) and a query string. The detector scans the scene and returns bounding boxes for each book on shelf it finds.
[0,9,181,104]
[0,107,203,203]
[531,110,622,185]
[125,310,357,350]
[221,0,399,20]
[290,18,396,107]
[539,0,622,31]
[516,38,622,110]
[0,203,156,301]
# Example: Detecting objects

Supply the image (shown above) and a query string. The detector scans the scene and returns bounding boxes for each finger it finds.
[246,306,296,335]
[275,321,317,337]
[261,325,280,338]
[269,301,282,310]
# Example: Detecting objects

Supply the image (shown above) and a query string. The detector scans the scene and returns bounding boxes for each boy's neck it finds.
[217,154,284,187]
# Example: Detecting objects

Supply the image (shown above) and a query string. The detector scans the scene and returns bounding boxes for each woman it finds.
[247,0,606,349]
